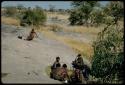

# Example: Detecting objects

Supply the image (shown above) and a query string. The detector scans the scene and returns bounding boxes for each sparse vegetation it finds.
[2,16,20,26]
[4,6,18,17]
[2,1,124,84]
[63,26,102,35]
[40,29,93,60]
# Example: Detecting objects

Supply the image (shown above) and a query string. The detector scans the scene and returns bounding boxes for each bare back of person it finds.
[26,29,37,41]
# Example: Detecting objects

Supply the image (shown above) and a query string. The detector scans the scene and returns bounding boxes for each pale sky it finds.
[2,1,109,9]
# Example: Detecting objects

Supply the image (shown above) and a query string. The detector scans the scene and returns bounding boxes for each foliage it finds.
[91,24,124,83]
[16,4,26,11]
[91,1,124,83]
[49,4,55,12]
[4,6,17,17]
[69,9,84,25]
[103,1,124,24]
[90,8,105,26]
[69,1,99,26]
[20,6,46,26]
[69,1,124,27]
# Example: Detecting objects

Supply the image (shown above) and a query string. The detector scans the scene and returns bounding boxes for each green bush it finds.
[69,1,99,26]
[69,9,84,25]
[20,7,46,26]
[91,2,124,83]
[90,9,105,27]
[91,24,124,83]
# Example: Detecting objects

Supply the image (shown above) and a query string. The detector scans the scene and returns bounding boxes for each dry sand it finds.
[1,24,91,84]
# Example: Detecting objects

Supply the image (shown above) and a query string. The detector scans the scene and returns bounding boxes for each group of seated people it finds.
[50,57,69,81]
[50,54,90,83]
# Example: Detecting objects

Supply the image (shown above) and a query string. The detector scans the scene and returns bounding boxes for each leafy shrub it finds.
[20,7,46,26]
[69,1,99,26]
[91,24,124,83]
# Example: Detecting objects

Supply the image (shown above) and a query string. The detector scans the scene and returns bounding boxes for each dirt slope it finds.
[1,24,76,83]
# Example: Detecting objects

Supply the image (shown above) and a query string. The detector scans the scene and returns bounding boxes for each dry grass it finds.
[37,24,64,32]
[63,38,94,60]
[64,26,103,35]
[1,16,20,26]
[38,23,102,37]
[46,12,69,20]
[37,24,95,60]
[40,29,93,60]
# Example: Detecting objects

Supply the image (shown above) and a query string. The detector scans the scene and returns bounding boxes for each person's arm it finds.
[75,57,78,62]
[52,62,56,68]
[78,57,83,65]
[35,32,38,38]
[36,33,38,38]
[81,57,84,66]
[66,70,70,80]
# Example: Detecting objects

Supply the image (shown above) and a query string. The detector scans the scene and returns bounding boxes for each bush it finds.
[91,24,124,83]
[5,6,17,17]
[69,1,99,26]
[69,9,84,25]
[20,7,46,26]
[91,2,124,83]
[90,9,105,27]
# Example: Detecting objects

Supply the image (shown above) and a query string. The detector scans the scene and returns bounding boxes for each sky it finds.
[2,1,109,9]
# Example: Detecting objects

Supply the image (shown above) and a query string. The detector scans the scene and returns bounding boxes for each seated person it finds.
[72,54,84,70]
[51,57,61,69]
[51,63,61,79]
[26,28,38,41]
[55,64,69,81]
[82,64,90,81]
[50,57,61,78]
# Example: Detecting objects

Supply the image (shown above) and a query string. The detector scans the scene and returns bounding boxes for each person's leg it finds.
[85,71,89,81]
[50,72,53,78]
[50,67,54,78]
[18,36,22,39]
[26,37,33,41]
[52,69,57,79]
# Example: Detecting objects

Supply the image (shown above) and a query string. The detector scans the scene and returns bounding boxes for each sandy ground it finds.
[1,24,91,84]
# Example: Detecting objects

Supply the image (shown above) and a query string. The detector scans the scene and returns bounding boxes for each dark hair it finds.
[77,54,81,57]
[62,64,67,68]
[31,29,35,32]
[56,56,60,60]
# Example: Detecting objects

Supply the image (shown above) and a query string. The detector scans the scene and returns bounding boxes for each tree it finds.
[69,8,84,25]
[17,4,25,11]
[90,7,105,26]
[49,4,55,12]
[91,1,124,83]
[20,6,46,27]
[103,1,124,25]
[69,1,100,26]
[91,24,124,83]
